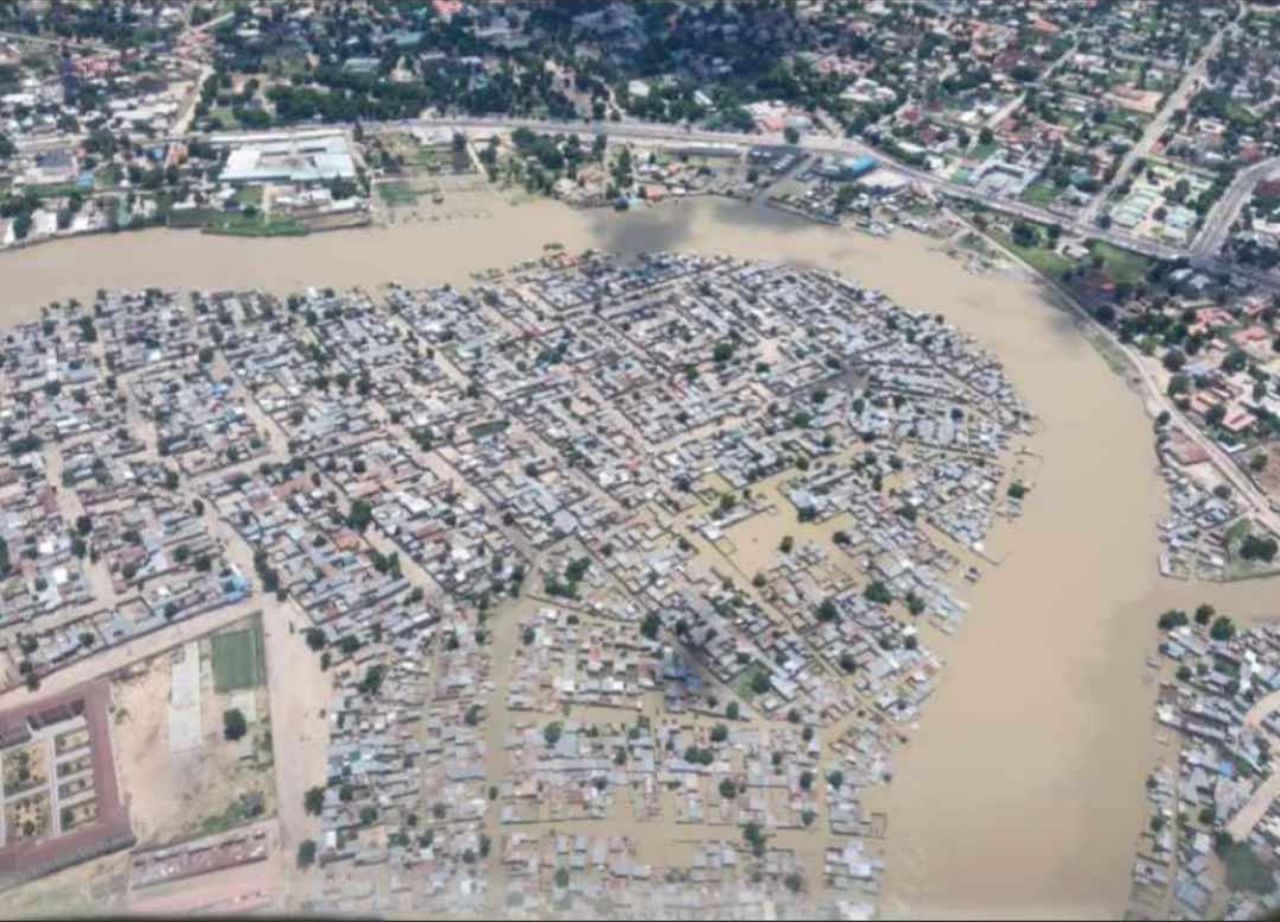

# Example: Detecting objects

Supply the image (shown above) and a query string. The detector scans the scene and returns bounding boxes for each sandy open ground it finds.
[112,630,275,848]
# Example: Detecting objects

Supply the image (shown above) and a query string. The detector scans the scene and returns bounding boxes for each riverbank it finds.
[3,191,1276,917]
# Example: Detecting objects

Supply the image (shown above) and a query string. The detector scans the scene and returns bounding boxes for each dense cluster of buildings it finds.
[1128,614,1280,919]
[0,248,1035,914]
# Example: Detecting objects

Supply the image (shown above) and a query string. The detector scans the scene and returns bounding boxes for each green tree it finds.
[222,708,248,741]
[863,581,892,605]
[1210,616,1237,643]
[297,839,317,869]
[304,786,325,816]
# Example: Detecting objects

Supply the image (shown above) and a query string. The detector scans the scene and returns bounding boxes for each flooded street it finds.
[3,194,1277,917]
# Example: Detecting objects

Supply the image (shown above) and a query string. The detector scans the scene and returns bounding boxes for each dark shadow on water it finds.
[586,201,695,258]
[585,196,826,263]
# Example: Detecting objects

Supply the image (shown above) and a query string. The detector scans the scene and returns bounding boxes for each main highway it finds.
[1192,154,1280,260]
[14,88,1273,284]
[404,112,1279,283]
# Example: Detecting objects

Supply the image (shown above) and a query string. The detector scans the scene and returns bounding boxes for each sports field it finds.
[210,621,265,693]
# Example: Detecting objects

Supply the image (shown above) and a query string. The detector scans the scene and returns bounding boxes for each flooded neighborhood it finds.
[0,190,1273,916]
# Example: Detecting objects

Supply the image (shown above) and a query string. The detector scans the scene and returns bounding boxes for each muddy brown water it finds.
[3,194,1276,918]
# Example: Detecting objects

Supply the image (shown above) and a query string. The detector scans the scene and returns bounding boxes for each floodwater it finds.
[4,194,1277,917]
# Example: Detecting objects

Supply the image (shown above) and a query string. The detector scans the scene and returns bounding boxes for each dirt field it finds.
[0,850,131,915]
[112,633,275,847]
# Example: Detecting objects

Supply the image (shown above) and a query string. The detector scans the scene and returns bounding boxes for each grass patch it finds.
[993,228,1075,279]
[968,142,999,162]
[1224,519,1280,581]
[28,182,82,199]
[415,148,443,170]
[234,186,263,207]
[733,663,771,701]
[95,164,121,188]
[204,213,307,237]
[1020,180,1060,207]
[1089,241,1152,286]
[167,207,219,229]
[211,621,265,693]
[209,106,239,130]
[198,792,263,837]
[377,181,420,206]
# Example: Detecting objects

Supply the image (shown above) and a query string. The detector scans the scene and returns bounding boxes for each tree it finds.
[1241,535,1279,563]
[835,183,857,213]
[305,628,327,651]
[554,868,570,888]
[863,581,892,605]
[358,665,385,696]
[1210,616,1237,643]
[347,498,374,531]
[784,125,800,145]
[223,708,248,741]
[726,701,740,721]
[1157,609,1188,631]
[779,535,794,554]
[304,786,325,816]
[1011,222,1039,248]
[1194,604,1216,626]
[710,723,728,743]
[297,839,317,869]
[543,722,563,746]
[719,778,737,798]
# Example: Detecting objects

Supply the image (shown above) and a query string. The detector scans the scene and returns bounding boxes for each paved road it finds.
[954,205,1280,538]
[1077,14,1234,229]
[1125,338,1280,535]
[407,112,1280,289]
[1192,155,1280,259]
[12,93,1279,289]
